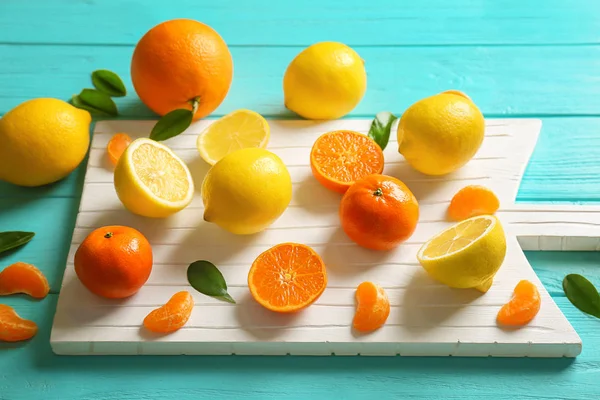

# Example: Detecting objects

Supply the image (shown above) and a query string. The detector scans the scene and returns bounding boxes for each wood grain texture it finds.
[1,0,599,45]
[50,118,583,357]
[2,44,600,118]
[2,0,600,397]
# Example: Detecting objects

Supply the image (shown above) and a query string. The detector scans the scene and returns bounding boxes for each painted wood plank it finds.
[2,45,600,118]
[2,295,600,400]
[0,197,80,292]
[50,118,584,356]
[2,0,600,46]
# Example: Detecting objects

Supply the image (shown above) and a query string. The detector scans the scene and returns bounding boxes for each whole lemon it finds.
[202,148,292,235]
[0,98,91,187]
[397,91,484,176]
[283,42,366,120]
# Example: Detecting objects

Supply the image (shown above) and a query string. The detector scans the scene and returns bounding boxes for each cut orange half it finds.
[310,130,384,194]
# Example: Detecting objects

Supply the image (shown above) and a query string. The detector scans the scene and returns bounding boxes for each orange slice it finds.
[143,291,194,333]
[497,280,541,326]
[353,281,390,332]
[0,304,38,342]
[310,130,384,194]
[447,185,500,221]
[248,243,327,313]
[0,262,50,299]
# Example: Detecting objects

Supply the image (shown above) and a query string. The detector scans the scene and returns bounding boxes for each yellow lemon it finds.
[397,91,485,176]
[417,215,506,293]
[283,42,366,120]
[0,98,91,187]
[197,109,270,165]
[202,148,292,235]
[114,138,194,218]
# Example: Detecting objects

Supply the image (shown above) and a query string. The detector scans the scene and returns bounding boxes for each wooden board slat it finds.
[1,0,599,46]
[50,118,585,357]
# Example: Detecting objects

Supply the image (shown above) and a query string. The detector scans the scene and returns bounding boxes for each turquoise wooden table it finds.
[2,0,600,398]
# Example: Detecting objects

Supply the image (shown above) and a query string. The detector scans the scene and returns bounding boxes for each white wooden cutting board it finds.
[50,118,594,357]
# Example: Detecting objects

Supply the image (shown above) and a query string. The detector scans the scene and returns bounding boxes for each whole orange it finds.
[340,174,419,251]
[130,19,233,120]
[74,226,153,299]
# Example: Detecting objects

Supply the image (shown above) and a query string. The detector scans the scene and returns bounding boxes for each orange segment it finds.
[310,130,384,194]
[143,291,194,333]
[0,262,50,299]
[107,133,132,165]
[0,304,38,342]
[353,282,390,332]
[447,185,500,221]
[497,280,541,326]
[248,243,327,313]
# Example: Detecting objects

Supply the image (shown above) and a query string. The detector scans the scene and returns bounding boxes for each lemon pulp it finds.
[420,217,492,260]
[114,138,194,218]
[197,109,270,165]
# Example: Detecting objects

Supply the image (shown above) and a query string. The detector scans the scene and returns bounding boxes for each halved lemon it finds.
[196,109,270,165]
[114,138,194,218]
[416,215,506,293]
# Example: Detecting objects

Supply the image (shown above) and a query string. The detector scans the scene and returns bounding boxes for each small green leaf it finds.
[563,274,600,318]
[150,109,193,141]
[187,260,236,304]
[91,69,127,97]
[0,231,35,255]
[368,111,398,150]
[72,89,118,117]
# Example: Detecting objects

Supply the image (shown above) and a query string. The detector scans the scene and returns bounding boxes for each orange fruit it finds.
[497,280,541,326]
[143,291,194,333]
[74,226,153,299]
[107,133,132,166]
[353,281,390,332]
[0,304,37,342]
[248,243,327,313]
[340,174,419,251]
[447,185,500,221]
[310,130,384,194]
[131,19,233,120]
[0,262,50,299]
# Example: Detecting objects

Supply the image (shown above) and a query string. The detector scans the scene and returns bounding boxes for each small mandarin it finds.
[353,282,390,332]
[74,226,153,299]
[0,262,49,299]
[448,185,500,221]
[340,174,419,251]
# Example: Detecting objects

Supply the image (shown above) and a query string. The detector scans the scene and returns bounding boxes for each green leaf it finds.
[91,69,127,97]
[187,260,236,304]
[0,231,35,255]
[563,274,600,318]
[368,111,398,150]
[150,109,193,141]
[72,89,118,117]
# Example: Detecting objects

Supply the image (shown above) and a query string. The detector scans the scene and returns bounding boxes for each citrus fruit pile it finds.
[0,17,543,341]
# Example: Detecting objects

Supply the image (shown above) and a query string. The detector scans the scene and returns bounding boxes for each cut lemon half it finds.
[114,138,194,218]
[417,215,506,293]
[196,109,270,165]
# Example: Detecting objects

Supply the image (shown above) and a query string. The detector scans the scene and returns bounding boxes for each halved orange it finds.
[310,130,384,194]
[248,243,327,313]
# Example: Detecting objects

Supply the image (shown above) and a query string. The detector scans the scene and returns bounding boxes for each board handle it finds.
[499,204,600,251]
